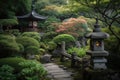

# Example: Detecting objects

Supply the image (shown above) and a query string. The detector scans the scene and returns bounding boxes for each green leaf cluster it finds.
[67,47,87,57]
[0,65,16,80]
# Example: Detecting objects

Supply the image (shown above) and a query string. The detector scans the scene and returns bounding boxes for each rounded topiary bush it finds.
[0,34,20,58]
[21,32,40,41]
[16,37,40,58]
[16,36,40,48]
[53,34,76,44]
[25,46,40,55]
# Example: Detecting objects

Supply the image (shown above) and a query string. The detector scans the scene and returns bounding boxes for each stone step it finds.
[43,63,55,67]
[43,63,73,80]
[44,65,60,69]
[53,74,71,78]
[55,78,73,80]
[48,69,65,73]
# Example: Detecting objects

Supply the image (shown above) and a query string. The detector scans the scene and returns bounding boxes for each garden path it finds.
[43,63,73,80]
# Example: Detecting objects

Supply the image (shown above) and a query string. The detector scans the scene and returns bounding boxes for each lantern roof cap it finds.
[85,32,109,39]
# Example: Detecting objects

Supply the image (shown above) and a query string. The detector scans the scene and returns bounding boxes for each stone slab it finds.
[48,69,65,73]
[53,74,71,78]
[43,63,55,67]
[45,65,60,69]
[55,78,73,80]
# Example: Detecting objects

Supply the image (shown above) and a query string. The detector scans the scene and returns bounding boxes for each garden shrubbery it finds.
[0,57,25,72]
[0,65,16,80]
[0,34,20,58]
[21,32,41,41]
[16,36,40,48]
[18,60,47,80]
[67,47,87,57]
[0,58,47,80]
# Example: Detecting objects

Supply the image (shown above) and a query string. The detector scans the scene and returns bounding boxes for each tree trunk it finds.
[0,25,3,33]
[61,41,66,54]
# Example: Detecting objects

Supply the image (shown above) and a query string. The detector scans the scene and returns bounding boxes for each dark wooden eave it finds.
[17,10,47,21]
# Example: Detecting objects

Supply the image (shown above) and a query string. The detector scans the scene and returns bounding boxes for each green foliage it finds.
[0,65,16,80]
[0,0,32,18]
[16,37,40,58]
[18,60,47,80]
[39,48,46,54]
[16,36,40,48]
[0,19,18,26]
[25,46,40,55]
[18,43,24,53]
[0,34,20,58]
[102,27,120,53]
[67,47,87,57]
[102,27,120,69]
[21,32,41,41]
[0,57,25,71]
[53,34,76,44]
[41,31,57,42]
[5,29,21,36]
[0,58,47,80]
[49,0,67,5]
[47,41,57,51]
[38,16,60,32]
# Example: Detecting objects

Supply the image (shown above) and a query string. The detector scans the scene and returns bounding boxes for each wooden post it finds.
[60,41,66,62]
[71,52,76,68]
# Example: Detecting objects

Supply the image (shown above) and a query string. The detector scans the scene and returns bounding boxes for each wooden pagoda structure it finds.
[17,0,47,31]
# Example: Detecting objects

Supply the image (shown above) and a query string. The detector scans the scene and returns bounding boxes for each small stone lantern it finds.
[85,18,109,69]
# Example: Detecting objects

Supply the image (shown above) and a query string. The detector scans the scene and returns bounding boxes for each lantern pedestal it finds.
[87,50,109,69]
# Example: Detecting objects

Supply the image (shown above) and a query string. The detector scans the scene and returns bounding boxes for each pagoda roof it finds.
[17,10,47,21]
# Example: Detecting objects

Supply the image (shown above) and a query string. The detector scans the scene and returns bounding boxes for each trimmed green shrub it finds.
[0,57,25,72]
[18,60,47,80]
[21,32,41,41]
[47,41,57,51]
[18,43,24,53]
[25,46,40,55]
[0,34,20,58]
[16,36,40,48]
[0,65,16,80]
[53,34,76,44]
[16,37,40,58]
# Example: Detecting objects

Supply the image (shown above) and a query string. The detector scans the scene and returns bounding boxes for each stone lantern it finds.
[85,19,109,69]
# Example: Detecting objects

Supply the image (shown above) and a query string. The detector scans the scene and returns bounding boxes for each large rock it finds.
[40,54,52,63]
